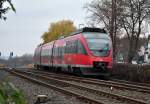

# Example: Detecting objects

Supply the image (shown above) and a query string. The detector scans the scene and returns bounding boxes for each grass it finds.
[0,81,27,104]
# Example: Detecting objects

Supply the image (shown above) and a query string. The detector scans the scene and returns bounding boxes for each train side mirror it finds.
[34,95,50,104]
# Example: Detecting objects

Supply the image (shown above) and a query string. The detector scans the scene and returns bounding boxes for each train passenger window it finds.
[65,42,69,53]
[59,47,63,59]
[59,47,61,58]
[71,42,75,53]
[74,40,78,53]
[70,42,73,53]
[77,40,87,55]
[65,41,71,54]
[54,47,58,57]
[41,49,49,56]
[55,48,56,56]
[60,47,64,59]
[62,46,65,55]
[65,40,78,54]
[57,47,60,58]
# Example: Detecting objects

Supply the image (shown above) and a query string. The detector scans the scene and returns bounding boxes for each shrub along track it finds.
[5,69,150,104]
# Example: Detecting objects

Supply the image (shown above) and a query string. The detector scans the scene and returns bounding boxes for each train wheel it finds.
[36,65,40,70]
[68,66,73,73]
[34,65,36,69]
[73,67,82,76]
[56,67,61,72]
[52,66,56,72]
[50,66,54,72]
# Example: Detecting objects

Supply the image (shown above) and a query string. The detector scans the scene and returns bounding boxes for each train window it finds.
[59,47,60,57]
[86,38,110,56]
[77,40,87,55]
[66,41,71,54]
[41,49,49,56]
[60,47,63,59]
[69,42,72,53]
[59,47,63,59]
[41,50,44,56]
[49,48,52,56]
[82,32,109,39]
[74,40,78,53]
[65,40,78,54]
[57,47,59,57]
[62,46,64,55]
[34,50,37,56]
[58,47,60,58]
[71,42,74,53]
[54,47,58,57]
[56,47,59,57]
[53,47,55,56]
[65,42,69,53]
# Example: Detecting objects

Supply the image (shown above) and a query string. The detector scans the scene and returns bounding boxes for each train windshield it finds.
[83,32,110,57]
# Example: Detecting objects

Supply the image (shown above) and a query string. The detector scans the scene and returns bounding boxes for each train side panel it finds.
[40,42,55,67]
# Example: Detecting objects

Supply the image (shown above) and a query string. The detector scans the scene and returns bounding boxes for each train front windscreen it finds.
[83,32,111,57]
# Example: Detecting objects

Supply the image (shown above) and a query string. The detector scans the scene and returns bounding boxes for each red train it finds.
[34,27,113,76]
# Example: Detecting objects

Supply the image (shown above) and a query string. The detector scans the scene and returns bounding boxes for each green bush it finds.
[0,81,27,104]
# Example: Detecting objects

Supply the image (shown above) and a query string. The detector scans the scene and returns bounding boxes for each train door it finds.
[76,39,88,65]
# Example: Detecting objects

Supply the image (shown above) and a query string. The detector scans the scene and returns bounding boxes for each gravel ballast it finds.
[67,81,150,103]
[0,70,86,104]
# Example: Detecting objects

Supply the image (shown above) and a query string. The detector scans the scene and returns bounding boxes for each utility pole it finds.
[0,52,1,58]
[9,52,13,59]
[9,52,14,68]
[0,52,1,60]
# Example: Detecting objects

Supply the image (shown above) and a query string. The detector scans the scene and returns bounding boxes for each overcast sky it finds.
[0,0,91,57]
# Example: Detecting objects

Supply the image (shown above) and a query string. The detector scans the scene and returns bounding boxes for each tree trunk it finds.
[128,37,134,63]
[110,0,117,61]
[113,15,117,60]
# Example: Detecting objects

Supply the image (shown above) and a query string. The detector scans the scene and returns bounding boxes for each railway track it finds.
[6,69,103,104]
[6,69,150,104]
[28,69,150,94]
[111,78,150,88]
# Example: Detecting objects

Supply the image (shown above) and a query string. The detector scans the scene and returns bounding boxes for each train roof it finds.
[58,27,107,40]
[37,27,107,47]
[70,27,107,36]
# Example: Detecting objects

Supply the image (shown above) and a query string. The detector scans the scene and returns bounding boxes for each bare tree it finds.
[0,0,15,20]
[85,0,150,63]
[85,0,123,60]
[119,0,150,63]
[85,0,112,33]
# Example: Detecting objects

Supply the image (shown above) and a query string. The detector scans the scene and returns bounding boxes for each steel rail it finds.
[15,70,149,104]
[29,70,150,94]
[111,78,150,87]
[6,69,105,104]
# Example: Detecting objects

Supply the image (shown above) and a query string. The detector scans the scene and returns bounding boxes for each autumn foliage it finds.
[42,20,76,43]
